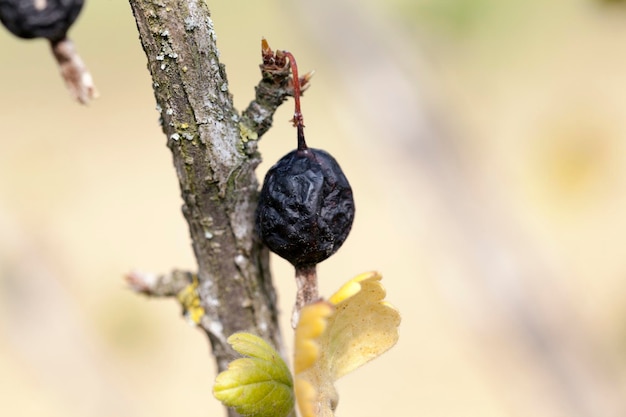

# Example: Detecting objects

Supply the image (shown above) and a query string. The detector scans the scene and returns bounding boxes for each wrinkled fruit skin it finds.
[0,0,84,42]
[256,148,355,267]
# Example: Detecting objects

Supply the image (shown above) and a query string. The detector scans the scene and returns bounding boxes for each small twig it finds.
[127,269,206,326]
[240,39,313,142]
[125,269,195,297]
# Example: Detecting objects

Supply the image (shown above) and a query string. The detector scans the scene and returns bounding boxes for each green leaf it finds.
[213,333,294,417]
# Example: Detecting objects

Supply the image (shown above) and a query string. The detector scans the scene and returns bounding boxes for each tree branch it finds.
[127,1,295,406]
[239,41,312,142]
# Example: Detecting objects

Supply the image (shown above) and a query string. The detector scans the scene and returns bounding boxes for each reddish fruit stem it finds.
[282,51,307,151]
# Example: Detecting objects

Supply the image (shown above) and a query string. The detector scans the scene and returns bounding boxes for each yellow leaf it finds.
[326,271,401,379]
[294,301,333,374]
[294,271,401,417]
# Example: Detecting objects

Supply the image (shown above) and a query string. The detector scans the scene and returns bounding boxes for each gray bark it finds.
[127,3,294,409]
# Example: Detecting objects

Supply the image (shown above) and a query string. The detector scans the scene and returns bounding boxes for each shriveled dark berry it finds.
[256,147,355,267]
[0,0,84,42]
[255,47,355,271]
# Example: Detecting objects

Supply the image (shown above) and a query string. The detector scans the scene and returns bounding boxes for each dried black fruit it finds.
[255,49,355,268]
[256,145,355,267]
[0,0,84,42]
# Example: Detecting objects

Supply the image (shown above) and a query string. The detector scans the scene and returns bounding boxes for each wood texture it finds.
[128,0,289,390]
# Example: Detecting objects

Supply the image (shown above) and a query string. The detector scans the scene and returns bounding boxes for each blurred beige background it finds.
[1,0,626,416]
